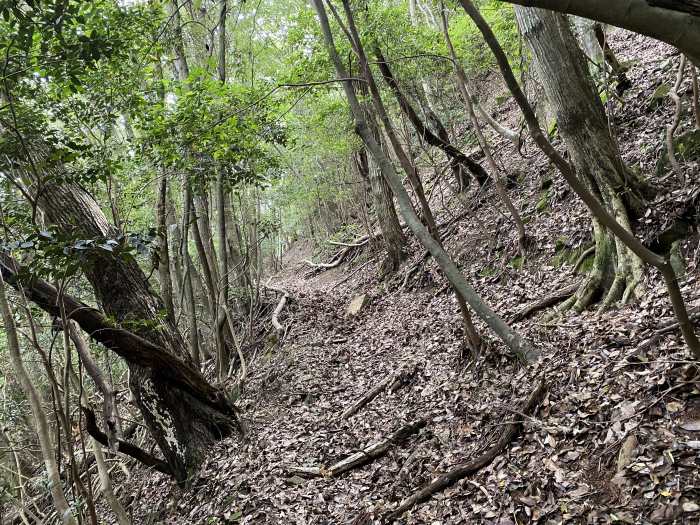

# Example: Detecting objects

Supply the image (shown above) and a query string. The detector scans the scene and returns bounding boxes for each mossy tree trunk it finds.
[515,7,653,310]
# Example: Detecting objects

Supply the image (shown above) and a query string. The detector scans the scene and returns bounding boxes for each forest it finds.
[0,0,699,523]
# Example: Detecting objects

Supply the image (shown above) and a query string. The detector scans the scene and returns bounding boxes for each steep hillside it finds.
[109,28,700,525]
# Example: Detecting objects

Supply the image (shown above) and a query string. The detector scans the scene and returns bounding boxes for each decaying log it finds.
[383,379,546,522]
[511,281,581,322]
[289,419,426,478]
[82,407,172,476]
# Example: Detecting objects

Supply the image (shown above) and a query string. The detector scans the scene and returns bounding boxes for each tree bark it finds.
[355,143,406,275]
[156,176,175,324]
[514,7,650,310]
[495,0,700,66]
[439,8,529,254]
[332,0,440,240]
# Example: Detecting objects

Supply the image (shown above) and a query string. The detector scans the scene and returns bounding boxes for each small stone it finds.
[346,294,369,316]
[617,435,638,472]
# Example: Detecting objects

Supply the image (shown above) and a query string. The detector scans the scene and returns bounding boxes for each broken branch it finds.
[289,419,426,478]
[383,379,546,521]
[82,407,172,476]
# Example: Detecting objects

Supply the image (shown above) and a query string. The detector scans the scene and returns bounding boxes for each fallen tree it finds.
[341,365,416,419]
[0,251,240,483]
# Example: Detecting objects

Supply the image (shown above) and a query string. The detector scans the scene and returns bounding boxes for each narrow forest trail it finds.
[119,29,700,525]
[127,238,700,524]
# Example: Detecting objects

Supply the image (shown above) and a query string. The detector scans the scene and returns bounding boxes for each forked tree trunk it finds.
[27,174,237,484]
[515,7,653,310]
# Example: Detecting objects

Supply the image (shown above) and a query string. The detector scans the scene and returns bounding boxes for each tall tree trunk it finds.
[342,0,484,354]
[332,0,440,240]
[355,140,406,276]
[181,178,202,368]
[156,176,175,324]
[514,7,652,310]
[216,167,231,379]
[353,76,406,276]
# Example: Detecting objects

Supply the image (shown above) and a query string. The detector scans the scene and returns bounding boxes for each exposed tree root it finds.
[511,281,581,322]
[305,235,371,275]
[382,379,546,522]
[264,280,292,341]
[667,54,687,185]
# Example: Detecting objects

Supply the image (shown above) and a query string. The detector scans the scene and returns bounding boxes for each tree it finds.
[0,273,78,525]
[459,0,700,358]
[514,7,651,310]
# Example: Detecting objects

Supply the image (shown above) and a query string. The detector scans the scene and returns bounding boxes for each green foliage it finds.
[441,0,520,75]
[136,73,286,191]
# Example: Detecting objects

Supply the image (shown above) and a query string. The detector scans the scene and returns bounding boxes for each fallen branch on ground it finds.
[265,280,292,339]
[382,379,546,522]
[342,368,402,419]
[288,419,426,478]
[328,238,369,248]
[511,281,581,322]
[637,307,700,352]
[389,364,418,393]
[328,258,375,291]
